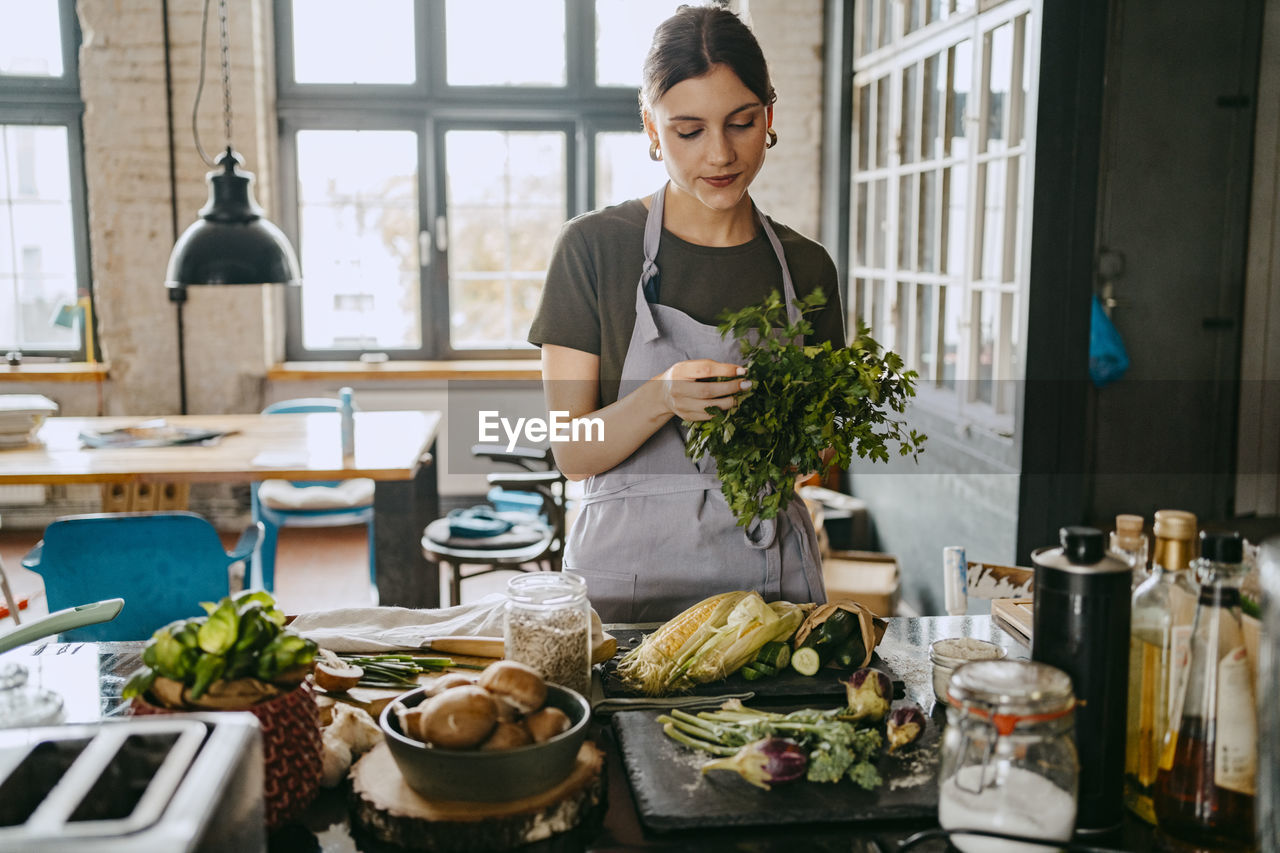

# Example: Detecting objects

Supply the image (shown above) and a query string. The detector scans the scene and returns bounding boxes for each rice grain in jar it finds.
[504,573,591,697]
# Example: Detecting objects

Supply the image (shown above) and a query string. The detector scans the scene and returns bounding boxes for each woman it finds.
[527,6,844,623]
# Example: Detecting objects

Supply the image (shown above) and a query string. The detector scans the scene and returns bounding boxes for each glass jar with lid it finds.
[0,661,64,729]
[938,659,1079,853]
[503,573,591,697]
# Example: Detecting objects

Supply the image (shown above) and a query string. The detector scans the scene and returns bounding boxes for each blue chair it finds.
[21,511,260,642]
[251,397,376,597]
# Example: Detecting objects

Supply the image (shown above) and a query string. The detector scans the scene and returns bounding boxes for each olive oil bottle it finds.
[1124,509,1198,824]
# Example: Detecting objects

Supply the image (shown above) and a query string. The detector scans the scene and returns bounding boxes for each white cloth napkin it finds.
[290,594,509,652]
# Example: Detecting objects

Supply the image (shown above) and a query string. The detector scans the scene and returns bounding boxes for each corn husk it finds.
[616,591,808,696]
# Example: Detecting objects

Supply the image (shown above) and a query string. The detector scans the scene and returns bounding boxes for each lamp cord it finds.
[191,0,233,168]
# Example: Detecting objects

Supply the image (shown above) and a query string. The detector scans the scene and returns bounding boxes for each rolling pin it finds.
[421,633,617,665]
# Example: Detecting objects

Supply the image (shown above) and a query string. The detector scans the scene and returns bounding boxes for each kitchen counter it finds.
[10,615,1158,852]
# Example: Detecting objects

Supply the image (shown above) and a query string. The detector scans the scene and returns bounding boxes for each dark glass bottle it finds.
[1154,531,1257,850]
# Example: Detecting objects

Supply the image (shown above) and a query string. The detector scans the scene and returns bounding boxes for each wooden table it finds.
[0,411,445,608]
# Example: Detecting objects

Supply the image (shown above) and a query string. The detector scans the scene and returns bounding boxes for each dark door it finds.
[1087,0,1263,525]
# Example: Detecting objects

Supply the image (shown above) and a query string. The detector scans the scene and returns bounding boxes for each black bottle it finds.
[1031,526,1133,834]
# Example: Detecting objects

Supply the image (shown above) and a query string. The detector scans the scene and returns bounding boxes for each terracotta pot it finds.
[130,680,322,829]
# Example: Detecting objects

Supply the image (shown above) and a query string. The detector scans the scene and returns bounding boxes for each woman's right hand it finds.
[656,359,751,421]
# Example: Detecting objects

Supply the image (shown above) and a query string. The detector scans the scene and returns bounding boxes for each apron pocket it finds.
[565,566,637,625]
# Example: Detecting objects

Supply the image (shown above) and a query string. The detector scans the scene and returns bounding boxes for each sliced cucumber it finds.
[791,646,822,677]
[741,664,765,681]
[754,641,792,670]
[750,661,778,678]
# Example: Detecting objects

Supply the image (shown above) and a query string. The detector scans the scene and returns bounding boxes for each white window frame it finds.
[850,0,1039,437]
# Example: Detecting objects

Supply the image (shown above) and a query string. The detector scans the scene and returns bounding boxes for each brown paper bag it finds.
[792,599,887,669]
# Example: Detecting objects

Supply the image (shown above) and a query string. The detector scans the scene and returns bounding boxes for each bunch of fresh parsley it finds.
[684,288,926,528]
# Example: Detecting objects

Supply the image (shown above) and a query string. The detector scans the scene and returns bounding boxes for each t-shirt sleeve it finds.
[806,248,846,349]
[527,220,600,355]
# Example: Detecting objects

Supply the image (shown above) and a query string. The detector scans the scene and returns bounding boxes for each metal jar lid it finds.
[947,659,1076,731]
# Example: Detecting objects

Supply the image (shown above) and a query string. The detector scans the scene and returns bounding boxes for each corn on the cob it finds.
[616,592,806,696]
[616,591,748,696]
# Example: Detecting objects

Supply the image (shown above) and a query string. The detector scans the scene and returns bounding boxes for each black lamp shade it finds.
[165,149,301,288]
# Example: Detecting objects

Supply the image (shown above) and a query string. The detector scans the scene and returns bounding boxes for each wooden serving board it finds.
[600,628,903,703]
[612,704,939,833]
[350,741,604,851]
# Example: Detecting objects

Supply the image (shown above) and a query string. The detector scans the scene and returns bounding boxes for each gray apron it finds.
[563,185,825,623]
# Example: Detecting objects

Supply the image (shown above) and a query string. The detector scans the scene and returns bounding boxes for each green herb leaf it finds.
[684,289,926,527]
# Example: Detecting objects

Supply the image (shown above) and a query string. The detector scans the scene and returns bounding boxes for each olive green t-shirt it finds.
[528,198,845,406]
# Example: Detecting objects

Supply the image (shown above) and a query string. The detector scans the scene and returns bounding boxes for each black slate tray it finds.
[612,703,941,832]
[600,627,903,702]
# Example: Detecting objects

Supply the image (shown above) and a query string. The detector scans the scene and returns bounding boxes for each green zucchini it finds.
[832,633,867,669]
[741,664,766,681]
[791,646,822,676]
[817,608,857,644]
[754,641,791,670]
[750,661,778,677]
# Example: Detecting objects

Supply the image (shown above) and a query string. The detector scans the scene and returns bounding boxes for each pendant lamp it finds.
[164,0,300,293]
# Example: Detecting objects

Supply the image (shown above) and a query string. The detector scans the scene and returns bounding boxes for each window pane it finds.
[915,283,936,380]
[974,289,997,404]
[595,0,688,87]
[0,126,77,352]
[856,84,871,172]
[858,0,875,59]
[918,168,937,272]
[875,76,889,169]
[445,130,566,349]
[595,132,666,207]
[897,174,914,269]
[296,130,420,351]
[940,284,960,390]
[922,53,941,160]
[901,63,919,165]
[984,21,1013,154]
[980,159,1005,281]
[851,277,867,338]
[871,279,886,338]
[853,181,868,268]
[943,162,966,275]
[870,178,887,268]
[0,1,63,77]
[948,40,972,158]
[291,0,415,84]
[447,0,565,86]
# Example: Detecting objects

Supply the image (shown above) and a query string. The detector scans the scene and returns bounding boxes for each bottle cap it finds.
[1153,509,1197,540]
[1199,530,1243,564]
[1115,514,1144,534]
[1060,526,1105,564]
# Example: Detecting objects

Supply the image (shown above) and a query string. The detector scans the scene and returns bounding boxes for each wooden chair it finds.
[421,445,566,607]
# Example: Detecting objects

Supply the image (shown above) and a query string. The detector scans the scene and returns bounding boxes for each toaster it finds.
[0,713,265,852]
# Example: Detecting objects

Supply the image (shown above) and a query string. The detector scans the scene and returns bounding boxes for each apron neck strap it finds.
[639,183,800,325]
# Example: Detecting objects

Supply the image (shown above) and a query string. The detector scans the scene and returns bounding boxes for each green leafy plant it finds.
[122,590,317,706]
[684,288,926,527]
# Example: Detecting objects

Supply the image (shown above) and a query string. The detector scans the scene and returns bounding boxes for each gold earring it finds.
[649,138,662,161]
[766,128,778,149]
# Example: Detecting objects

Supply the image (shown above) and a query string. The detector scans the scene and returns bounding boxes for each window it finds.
[275,0,680,360]
[0,0,90,360]
[850,0,1037,433]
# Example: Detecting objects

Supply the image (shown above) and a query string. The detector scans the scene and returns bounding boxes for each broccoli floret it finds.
[806,742,855,783]
[847,760,883,791]
[849,727,883,761]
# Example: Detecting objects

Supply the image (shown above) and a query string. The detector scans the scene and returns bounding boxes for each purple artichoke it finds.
[843,667,892,722]
[701,737,808,790]
[887,703,926,753]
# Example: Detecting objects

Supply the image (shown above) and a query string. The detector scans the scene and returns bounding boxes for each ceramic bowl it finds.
[929,637,1008,705]
[379,683,591,802]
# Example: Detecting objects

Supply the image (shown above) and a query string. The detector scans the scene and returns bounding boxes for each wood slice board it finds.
[601,628,903,702]
[350,741,604,851]
[991,598,1033,643]
[612,706,939,833]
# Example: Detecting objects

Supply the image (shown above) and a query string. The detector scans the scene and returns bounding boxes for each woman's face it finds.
[644,63,772,214]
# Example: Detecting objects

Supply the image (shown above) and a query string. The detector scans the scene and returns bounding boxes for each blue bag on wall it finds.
[1089,293,1130,388]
